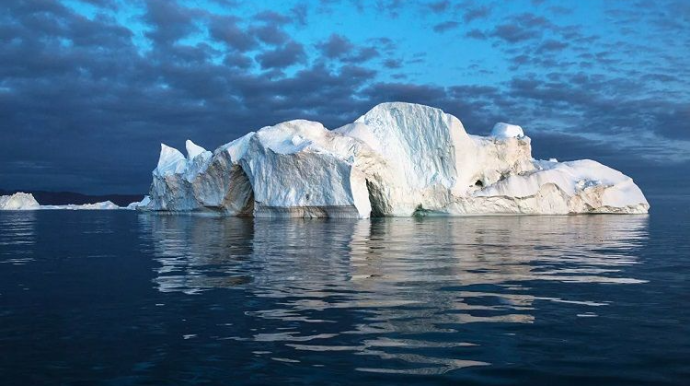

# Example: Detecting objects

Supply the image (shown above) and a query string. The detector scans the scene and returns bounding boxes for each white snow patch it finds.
[491,122,524,139]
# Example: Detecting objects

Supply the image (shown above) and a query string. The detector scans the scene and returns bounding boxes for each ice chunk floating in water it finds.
[0,193,40,210]
[143,102,649,217]
[0,192,125,211]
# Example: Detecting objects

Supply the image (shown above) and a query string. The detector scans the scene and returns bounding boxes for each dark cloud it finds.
[536,39,568,53]
[144,0,198,45]
[291,3,309,25]
[344,46,380,62]
[548,5,573,15]
[382,58,402,69]
[253,10,291,25]
[208,15,257,52]
[433,21,460,33]
[256,41,306,69]
[374,0,403,18]
[80,0,119,10]
[488,13,559,43]
[249,24,290,46]
[491,23,540,43]
[317,34,354,59]
[465,28,486,39]
[317,34,381,63]
[428,1,450,13]
[0,0,687,196]
[463,5,491,22]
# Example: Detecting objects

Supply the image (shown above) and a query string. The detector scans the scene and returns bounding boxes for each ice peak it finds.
[156,143,186,175]
[185,140,207,160]
[0,192,40,210]
[491,122,524,139]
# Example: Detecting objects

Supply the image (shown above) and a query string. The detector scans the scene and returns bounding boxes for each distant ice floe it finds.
[0,192,128,211]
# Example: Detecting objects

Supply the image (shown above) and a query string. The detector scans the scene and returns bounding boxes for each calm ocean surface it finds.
[1,197,689,385]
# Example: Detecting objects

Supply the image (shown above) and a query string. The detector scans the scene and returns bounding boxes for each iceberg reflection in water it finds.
[140,214,649,375]
[0,211,37,265]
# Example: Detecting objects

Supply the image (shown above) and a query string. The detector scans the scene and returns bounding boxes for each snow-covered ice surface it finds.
[491,122,525,139]
[0,192,125,210]
[145,102,649,218]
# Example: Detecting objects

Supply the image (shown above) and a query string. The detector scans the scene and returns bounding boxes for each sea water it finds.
[1,197,688,385]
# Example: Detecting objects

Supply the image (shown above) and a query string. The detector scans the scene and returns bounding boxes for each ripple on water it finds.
[138,213,650,375]
[0,211,37,265]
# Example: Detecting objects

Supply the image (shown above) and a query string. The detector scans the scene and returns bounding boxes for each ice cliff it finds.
[145,102,649,218]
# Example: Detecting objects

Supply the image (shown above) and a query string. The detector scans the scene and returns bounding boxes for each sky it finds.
[1,0,689,195]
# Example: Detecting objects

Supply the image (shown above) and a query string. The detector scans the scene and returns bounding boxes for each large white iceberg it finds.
[144,102,649,217]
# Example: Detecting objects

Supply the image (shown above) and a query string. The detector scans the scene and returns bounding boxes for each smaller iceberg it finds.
[0,192,128,211]
[0,192,40,210]
[126,196,151,210]
[40,201,122,210]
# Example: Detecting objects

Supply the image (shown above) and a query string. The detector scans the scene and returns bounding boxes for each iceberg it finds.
[0,192,126,210]
[126,196,151,210]
[144,102,649,218]
[40,201,122,210]
[0,192,40,210]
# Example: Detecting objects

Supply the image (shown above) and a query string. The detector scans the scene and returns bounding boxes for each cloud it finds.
[433,21,460,33]
[463,5,491,22]
[249,24,290,46]
[344,46,380,62]
[382,58,402,69]
[291,3,309,25]
[536,39,568,53]
[317,34,381,63]
[0,0,688,195]
[317,34,355,59]
[465,28,487,39]
[427,1,450,13]
[255,41,307,69]
[488,13,557,43]
[208,15,257,52]
[144,0,198,45]
[253,10,291,25]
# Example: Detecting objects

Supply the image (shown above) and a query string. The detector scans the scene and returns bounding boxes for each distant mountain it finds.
[0,190,143,207]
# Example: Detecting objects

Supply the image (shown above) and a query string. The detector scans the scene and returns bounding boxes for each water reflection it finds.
[140,214,649,374]
[0,211,37,265]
